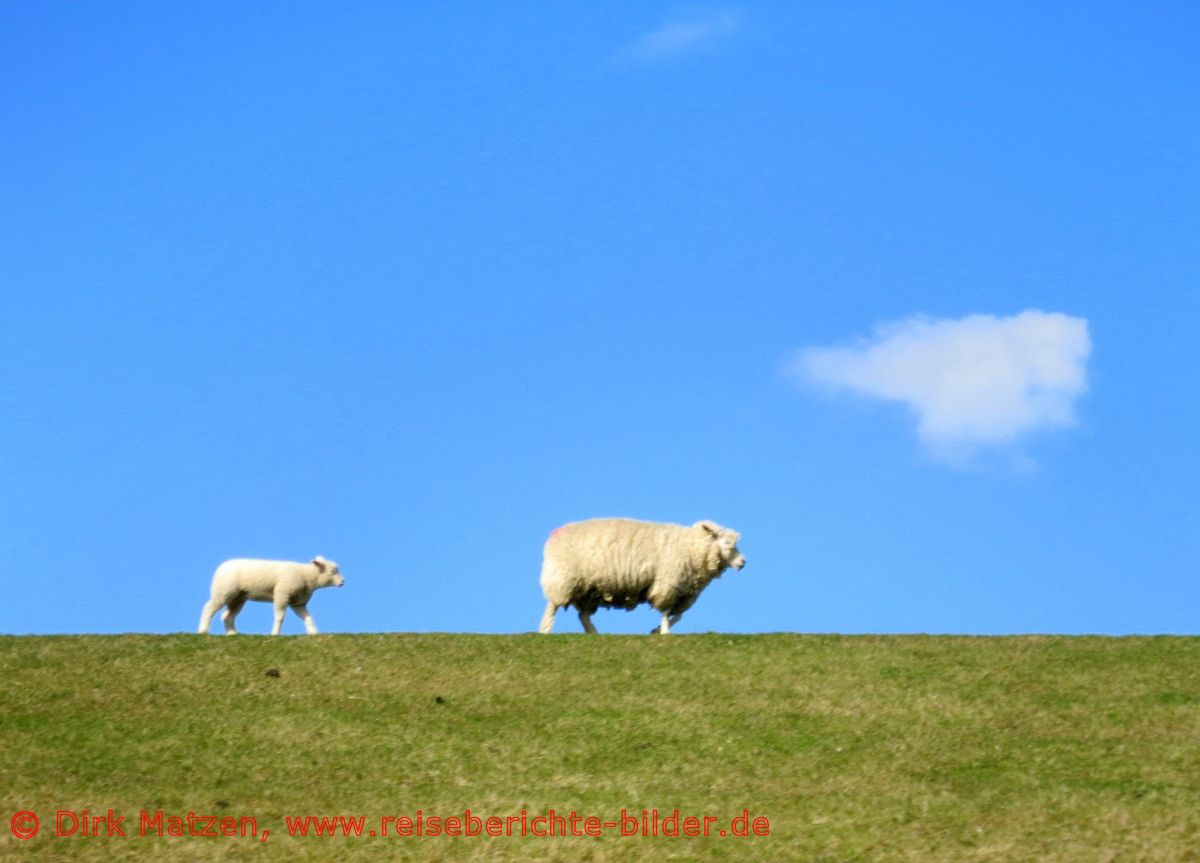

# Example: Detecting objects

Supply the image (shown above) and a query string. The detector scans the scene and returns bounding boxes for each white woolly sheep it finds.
[197,556,345,636]
[538,518,746,635]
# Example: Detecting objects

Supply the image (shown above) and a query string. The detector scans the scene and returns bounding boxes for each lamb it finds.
[197,556,345,636]
[538,518,746,635]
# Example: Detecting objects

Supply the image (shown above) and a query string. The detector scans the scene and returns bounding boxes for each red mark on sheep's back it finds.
[549,527,565,541]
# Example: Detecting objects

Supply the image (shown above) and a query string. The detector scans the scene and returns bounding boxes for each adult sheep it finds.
[538,518,746,635]
[197,556,345,636]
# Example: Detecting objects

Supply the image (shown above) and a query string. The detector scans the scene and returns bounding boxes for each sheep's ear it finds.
[311,557,327,572]
[695,521,719,538]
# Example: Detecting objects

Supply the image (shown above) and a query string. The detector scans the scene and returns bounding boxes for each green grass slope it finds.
[2,634,1198,861]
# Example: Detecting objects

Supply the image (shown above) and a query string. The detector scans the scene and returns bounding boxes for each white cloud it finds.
[791,311,1092,460]
[620,9,744,63]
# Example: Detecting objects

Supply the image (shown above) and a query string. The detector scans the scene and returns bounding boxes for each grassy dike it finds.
[1,633,1198,861]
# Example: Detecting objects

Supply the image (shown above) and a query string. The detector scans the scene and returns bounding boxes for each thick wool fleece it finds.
[539,518,743,634]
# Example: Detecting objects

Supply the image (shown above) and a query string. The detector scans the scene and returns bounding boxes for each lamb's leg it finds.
[538,601,557,634]
[291,603,318,635]
[221,596,246,635]
[271,601,288,636]
[579,609,598,634]
[198,599,222,635]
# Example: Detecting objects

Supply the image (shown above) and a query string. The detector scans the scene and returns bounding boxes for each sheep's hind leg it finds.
[198,599,222,635]
[291,603,319,635]
[538,601,558,634]
[221,595,247,636]
[578,609,598,634]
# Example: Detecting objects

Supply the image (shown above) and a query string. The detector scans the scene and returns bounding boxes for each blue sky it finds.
[1,2,1196,636]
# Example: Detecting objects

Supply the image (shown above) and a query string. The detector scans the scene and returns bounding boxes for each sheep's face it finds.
[697,521,747,571]
[312,556,346,588]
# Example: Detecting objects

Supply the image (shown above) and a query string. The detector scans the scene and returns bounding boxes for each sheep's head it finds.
[312,556,345,588]
[695,521,746,571]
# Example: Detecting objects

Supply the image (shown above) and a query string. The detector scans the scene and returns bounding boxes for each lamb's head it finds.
[695,521,746,571]
[311,556,345,588]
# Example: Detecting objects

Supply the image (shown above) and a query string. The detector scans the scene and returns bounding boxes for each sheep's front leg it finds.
[291,603,319,635]
[270,601,288,636]
[651,613,682,635]
[578,609,598,634]
[538,601,558,634]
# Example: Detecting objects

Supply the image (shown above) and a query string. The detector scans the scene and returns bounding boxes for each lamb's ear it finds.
[694,521,719,538]
[311,557,327,572]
